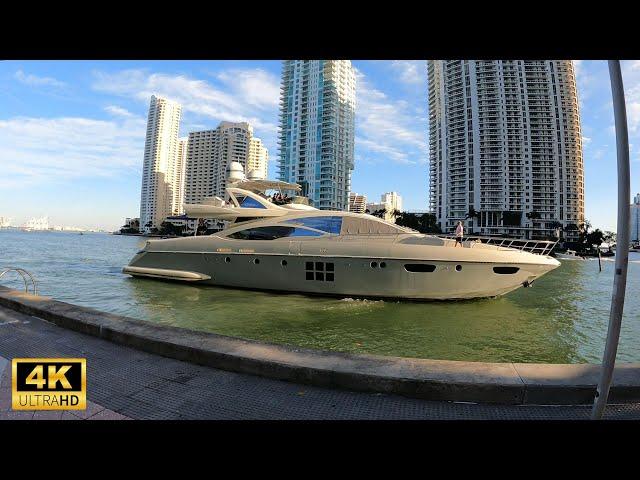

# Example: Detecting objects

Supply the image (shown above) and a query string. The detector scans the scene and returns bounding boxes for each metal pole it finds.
[598,249,602,272]
[591,60,632,419]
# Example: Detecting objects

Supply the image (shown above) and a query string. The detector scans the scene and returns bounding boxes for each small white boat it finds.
[555,249,587,260]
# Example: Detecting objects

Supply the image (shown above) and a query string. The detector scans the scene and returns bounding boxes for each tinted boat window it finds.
[404,264,436,273]
[493,266,520,275]
[228,226,323,240]
[235,196,266,209]
[287,216,342,234]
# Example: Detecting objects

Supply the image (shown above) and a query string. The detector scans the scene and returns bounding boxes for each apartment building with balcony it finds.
[427,60,584,240]
[140,95,183,232]
[247,137,269,179]
[184,122,267,205]
[277,60,356,210]
[348,192,367,214]
[366,192,403,222]
[175,137,188,214]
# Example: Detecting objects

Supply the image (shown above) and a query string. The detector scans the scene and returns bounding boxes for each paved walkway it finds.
[1,306,639,420]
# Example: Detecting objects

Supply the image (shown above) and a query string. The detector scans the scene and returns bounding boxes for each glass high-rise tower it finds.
[277,60,356,210]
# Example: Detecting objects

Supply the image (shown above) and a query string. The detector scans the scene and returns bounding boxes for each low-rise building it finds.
[164,215,225,235]
[348,193,367,214]
[124,218,140,230]
[366,192,403,222]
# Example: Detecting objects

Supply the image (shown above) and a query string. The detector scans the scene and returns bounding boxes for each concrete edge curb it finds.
[2,286,640,405]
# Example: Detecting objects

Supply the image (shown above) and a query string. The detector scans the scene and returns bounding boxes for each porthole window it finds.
[254,258,260,265]
[281,260,288,266]
[380,262,386,268]
[225,257,231,263]
[370,261,378,268]
[455,265,462,272]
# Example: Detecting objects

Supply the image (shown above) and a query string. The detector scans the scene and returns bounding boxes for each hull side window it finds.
[493,266,520,275]
[404,264,436,273]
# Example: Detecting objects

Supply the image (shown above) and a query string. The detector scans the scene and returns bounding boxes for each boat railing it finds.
[436,234,558,256]
[0,267,38,295]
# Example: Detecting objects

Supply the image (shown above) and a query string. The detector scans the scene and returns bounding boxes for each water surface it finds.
[1,229,638,363]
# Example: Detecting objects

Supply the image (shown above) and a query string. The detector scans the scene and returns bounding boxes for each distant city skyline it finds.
[1,60,640,231]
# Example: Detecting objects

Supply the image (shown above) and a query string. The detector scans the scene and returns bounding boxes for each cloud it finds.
[390,61,425,85]
[14,70,66,88]
[91,68,279,139]
[0,115,146,189]
[355,68,427,165]
[104,105,134,117]
[356,137,414,164]
[216,68,280,109]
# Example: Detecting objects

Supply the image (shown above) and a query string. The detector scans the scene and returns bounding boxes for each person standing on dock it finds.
[455,221,464,248]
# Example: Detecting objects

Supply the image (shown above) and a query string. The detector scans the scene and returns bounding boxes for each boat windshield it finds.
[234,195,267,209]
[283,216,342,234]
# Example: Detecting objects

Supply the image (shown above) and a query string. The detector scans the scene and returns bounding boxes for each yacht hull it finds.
[124,246,558,300]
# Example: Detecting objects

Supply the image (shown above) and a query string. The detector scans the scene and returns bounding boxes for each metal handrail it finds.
[322,231,557,256]
[436,234,558,256]
[0,267,38,295]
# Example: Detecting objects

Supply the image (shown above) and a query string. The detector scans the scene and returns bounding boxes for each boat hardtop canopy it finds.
[228,178,302,193]
[183,185,315,220]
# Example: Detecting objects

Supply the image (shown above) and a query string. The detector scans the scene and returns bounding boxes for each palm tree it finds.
[579,220,592,233]
[371,208,387,219]
[526,210,541,221]
[465,207,481,234]
[395,211,441,234]
[549,220,562,240]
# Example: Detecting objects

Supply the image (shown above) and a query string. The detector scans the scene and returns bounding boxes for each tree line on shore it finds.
[120,208,616,254]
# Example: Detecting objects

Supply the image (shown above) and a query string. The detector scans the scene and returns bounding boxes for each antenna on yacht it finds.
[591,61,631,419]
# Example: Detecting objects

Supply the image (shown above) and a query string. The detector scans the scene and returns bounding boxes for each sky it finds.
[0,60,638,232]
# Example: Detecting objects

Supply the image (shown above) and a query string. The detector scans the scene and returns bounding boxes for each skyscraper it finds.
[247,137,269,179]
[631,193,640,243]
[427,60,584,240]
[278,60,356,210]
[140,95,182,232]
[175,137,188,214]
[184,121,260,205]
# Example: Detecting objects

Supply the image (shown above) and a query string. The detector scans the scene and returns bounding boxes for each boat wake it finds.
[323,297,385,310]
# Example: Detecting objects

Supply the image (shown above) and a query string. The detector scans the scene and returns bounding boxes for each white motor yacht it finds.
[123,177,560,301]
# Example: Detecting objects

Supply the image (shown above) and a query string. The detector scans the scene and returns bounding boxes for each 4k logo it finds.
[12,358,86,410]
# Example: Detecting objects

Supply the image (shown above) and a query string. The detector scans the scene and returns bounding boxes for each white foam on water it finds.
[323,297,385,311]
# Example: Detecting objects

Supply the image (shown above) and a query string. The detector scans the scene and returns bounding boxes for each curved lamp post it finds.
[591,60,632,419]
